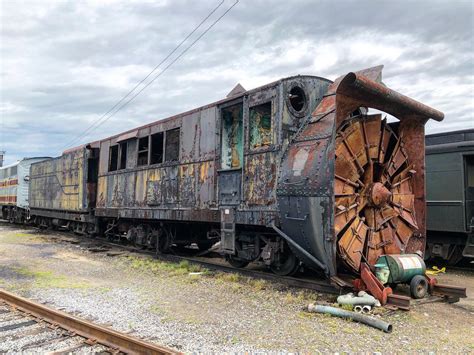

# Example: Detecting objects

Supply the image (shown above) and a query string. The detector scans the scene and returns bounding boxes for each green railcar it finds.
[425,129,474,264]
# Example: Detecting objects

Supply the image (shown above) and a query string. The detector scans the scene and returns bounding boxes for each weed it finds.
[249,279,268,291]
[128,256,209,278]
[12,267,90,289]
[340,303,354,312]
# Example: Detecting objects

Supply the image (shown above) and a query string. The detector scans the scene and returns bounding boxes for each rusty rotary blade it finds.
[335,174,359,197]
[391,193,418,229]
[335,121,368,176]
[378,118,394,164]
[361,114,383,161]
[365,224,403,266]
[388,217,415,252]
[364,205,398,231]
[337,216,368,272]
[391,166,416,195]
[384,135,409,179]
[334,200,358,236]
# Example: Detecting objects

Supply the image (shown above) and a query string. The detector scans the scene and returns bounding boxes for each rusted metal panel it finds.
[149,117,182,136]
[179,163,196,207]
[98,140,110,175]
[180,111,202,164]
[243,152,277,206]
[116,130,138,143]
[196,160,216,208]
[29,148,89,212]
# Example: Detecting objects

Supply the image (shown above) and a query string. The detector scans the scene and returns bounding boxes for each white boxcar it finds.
[0,157,50,222]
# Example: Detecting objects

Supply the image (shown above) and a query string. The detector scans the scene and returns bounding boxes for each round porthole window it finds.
[286,85,307,117]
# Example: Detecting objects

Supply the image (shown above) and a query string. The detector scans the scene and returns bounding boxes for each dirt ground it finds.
[0,223,473,353]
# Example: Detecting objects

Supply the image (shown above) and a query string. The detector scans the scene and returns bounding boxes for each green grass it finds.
[12,266,90,289]
[0,232,41,244]
[128,256,209,277]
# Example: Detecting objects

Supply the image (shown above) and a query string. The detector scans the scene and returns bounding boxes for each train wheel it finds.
[226,255,249,269]
[270,250,300,276]
[156,229,171,254]
[335,115,419,272]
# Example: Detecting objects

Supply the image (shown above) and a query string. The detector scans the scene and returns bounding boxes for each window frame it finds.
[164,128,180,163]
[248,101,273,151]
[108,145,119,172]
[137,136,150,167]
[219,102,244,170]
[118,141,128,170]
[149,131,165,166]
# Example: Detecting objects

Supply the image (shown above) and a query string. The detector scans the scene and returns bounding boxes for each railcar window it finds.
[467,156,474,187]
[150,132,164,164]
[221,103,243,169]
[119,142,128,170]
[165,128,180,162]
[10,166,17,176]
[137,137,149,166]
[109,145,119,172]
[249,102,272,149]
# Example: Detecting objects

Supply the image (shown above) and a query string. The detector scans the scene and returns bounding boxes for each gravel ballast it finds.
[0,223,473,352]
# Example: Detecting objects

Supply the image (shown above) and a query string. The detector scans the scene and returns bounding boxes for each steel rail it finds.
[0,220,341,294]
[94,239,342,295]
[0,289,178,355]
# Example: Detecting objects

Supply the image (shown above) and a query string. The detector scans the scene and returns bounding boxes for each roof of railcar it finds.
[64,75,332,153]
[0,157,51,170]
[426,128,474,146]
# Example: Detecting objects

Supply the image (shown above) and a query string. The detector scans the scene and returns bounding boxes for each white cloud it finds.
[0,0,473,165]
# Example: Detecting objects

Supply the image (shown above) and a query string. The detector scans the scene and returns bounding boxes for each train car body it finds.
[91,66,444,277]
[29,146,99,233]
[425,129,474,264]
[0,157,50,222]
[24,65,444,279]
[95,76,331,264]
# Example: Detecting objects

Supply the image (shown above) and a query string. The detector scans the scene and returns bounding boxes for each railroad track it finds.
[0,289,177,354]
[3,220,449,311]
[0,220,343,294]
[62,233,344,295]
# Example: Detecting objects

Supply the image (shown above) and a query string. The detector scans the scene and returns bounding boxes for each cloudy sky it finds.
[1,0,473,165]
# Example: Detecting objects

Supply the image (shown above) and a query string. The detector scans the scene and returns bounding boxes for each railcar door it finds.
[465,155,474,258]
[217,102,243,254]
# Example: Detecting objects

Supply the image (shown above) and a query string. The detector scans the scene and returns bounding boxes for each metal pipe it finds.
[307,304,392,333]
[338,72,444,122]
[362,305,372,313]
[270,223,327,271]
[337,292,379,306]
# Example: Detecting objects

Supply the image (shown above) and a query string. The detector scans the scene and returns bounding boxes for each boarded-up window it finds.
[119,142,128,170]
[249,102,272,149]
[221,104,243,169]
[109,145,118,172]
[165,128,180,162]
[137,137,149,166]
[151,132,164,165]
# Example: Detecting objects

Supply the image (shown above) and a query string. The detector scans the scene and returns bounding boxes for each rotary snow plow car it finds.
[277,66,465,306]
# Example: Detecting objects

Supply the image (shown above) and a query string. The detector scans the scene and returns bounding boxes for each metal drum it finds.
[375,254,426,284]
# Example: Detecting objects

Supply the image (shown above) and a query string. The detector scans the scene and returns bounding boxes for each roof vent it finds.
[226,83,246,98]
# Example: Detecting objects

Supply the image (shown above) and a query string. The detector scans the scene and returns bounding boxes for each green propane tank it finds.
[375,254,426,284]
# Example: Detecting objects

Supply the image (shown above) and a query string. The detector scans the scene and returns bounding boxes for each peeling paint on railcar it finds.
[244,152,277,206]
[30,149,87,212]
